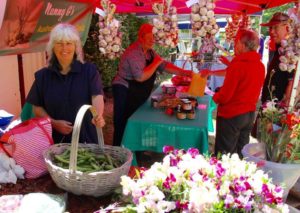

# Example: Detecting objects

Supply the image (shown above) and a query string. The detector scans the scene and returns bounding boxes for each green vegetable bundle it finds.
[53,148,122,173]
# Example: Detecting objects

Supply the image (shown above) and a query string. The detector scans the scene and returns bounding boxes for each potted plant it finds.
[242,98,300,200]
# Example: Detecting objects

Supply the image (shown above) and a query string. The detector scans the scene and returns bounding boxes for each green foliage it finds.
[83,14,148,87]
[261,3,295,36]
[251,16,260,33]
[117,14,148,47]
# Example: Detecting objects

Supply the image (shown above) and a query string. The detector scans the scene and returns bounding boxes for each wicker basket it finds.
[43,105,132,197]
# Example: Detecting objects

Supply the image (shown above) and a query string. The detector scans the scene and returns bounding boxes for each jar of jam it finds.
[187,108,196,120]
[176,105,186,120]
[151,96,159,108]
[182,100,192,111]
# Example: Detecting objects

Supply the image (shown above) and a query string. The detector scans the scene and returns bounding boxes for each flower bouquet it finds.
[258,99,300,163]
[98,146,288,213]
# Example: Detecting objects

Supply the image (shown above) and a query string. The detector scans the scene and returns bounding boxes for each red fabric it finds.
[73,0,295,15]
[213,51,265,118]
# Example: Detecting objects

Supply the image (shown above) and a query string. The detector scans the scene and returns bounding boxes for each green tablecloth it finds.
[122,88,214,165]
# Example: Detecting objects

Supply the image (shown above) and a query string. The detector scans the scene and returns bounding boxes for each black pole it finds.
[17,54,25,107]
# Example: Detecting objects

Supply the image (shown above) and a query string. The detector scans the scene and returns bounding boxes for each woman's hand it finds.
[51,119,73,135]
[92,115,105,128]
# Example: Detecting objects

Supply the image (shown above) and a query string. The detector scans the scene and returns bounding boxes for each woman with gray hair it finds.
[27,23,105,144]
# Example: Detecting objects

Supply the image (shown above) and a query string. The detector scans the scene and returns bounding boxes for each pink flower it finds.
[163,173,176,189]
[256,160,266,168]
[187,148,199,158]
[163,145,174,154]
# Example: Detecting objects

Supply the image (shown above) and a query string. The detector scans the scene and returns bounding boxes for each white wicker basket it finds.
[43,105,132,197]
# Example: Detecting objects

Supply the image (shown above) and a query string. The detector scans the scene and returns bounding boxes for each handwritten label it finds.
[45,2,75,21]
[95,8,106,17]
[186,0,199,8]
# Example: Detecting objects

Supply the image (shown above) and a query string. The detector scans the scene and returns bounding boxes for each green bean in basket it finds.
[53,148,122,173]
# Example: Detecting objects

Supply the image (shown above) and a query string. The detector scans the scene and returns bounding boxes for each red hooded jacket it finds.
[213,51,265,118]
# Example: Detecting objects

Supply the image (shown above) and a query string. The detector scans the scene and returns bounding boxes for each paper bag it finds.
[188,72,207,97]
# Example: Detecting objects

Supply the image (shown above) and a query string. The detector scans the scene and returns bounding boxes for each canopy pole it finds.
[288,0,300,111]
[289,64,300,111]
[258,14,263,35]
[17,54,25,107]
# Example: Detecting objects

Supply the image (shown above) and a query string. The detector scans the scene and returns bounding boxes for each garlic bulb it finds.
[279,17,300,72]
[98,0,123,59]
[152,1,178,48]
[191,0,219,38]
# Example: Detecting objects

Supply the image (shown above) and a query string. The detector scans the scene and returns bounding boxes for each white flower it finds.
[156,200,176,212]
[145,185,165,202]
[189,186,217,211]
[120,176,136,195]
[224,194,234,206]
[118,148,286,212]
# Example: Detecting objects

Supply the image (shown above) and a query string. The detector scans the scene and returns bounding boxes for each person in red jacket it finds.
[202,29,265,158]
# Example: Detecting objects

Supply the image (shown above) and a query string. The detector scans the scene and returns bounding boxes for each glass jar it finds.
[176,105,186,120]
[187,108,196,120]
[182,100,192,110]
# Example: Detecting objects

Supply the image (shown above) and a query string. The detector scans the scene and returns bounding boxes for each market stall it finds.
[1,0,300,212]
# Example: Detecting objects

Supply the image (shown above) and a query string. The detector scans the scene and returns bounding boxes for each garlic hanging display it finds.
[152,0,178,48]
[279,17,300,72]
[225,14,241,43]
[98,0,123,60]
[191,0,219,38]
[239,14,252,30]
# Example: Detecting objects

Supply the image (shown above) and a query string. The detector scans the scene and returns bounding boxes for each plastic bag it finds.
[188,72,207,97]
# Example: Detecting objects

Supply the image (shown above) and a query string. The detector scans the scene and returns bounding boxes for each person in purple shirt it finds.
[112,23,192,146]
[27,23,105,144]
